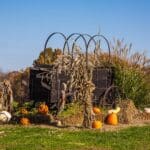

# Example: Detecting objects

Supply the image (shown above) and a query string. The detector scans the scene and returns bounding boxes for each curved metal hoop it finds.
[71,34,97,67]
[63,33,87,57]
[87,34,111,65]
[72,34,97,49]
[44,32,69,64]
[72,33,97,52]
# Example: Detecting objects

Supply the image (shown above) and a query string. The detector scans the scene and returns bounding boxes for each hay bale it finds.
[134,112,150,120]
[118,100,139,123]
[60,112,84,127]
[57,103,84,127]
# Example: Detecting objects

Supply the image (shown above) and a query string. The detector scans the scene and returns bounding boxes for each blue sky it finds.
[0,0,150,72]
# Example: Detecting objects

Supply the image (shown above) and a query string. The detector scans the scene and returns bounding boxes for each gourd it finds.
[108,107,120,114]
[20,117,30,125]
[144,108,150,113]
[106,113,118,125]
[92,120,102,129]
[56,120,62,126]
[38,104,49,114]
[93,107,101,114]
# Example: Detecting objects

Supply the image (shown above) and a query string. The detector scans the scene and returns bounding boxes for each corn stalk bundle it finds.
[0,80,13,112]
[53,48,95,128]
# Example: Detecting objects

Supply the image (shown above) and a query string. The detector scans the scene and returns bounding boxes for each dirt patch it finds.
[34,120,150,132]
[2,119,150,133]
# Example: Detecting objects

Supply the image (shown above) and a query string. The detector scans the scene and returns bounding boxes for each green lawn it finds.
[0,125,150,150]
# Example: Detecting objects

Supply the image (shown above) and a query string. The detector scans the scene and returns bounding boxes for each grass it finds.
[0,125,150,150]
[58,102,82,117]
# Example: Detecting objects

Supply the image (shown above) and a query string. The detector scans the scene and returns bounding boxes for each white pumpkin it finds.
[144,108,150,113]
[0,111,11,123]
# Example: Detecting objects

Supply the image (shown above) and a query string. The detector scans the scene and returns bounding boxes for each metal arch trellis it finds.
[86,34,111,66]
[71,34,97,67]
[87,34,111,55]
[65,33,111,68]
[63,33,87,58]
[43,32,69,64]
[43,32,92,63]
[43,32,111,67]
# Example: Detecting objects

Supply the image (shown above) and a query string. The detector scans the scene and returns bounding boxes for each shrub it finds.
[111,40,150,108]
[114,64,150,107]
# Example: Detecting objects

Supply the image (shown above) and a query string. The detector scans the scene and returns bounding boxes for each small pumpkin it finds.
[38,104,49,114]
[93,107,101,114]
[20,108,28,115]
[20,117,30,125]
[106,113,118,125]
[92,120,102,129]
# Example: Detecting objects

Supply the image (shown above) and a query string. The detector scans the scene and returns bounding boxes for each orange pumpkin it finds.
[38,104,49,114]
[92,120,102,129]
[20,108,28,115]
[20,117,30,125]
[106,113,118,125]
[93,107,101,114]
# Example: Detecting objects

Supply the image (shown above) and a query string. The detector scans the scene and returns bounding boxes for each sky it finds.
[0,0,150,72]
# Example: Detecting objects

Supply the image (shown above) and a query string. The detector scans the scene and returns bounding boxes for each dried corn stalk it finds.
[54,48,95,128]
[0,80,13,112]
